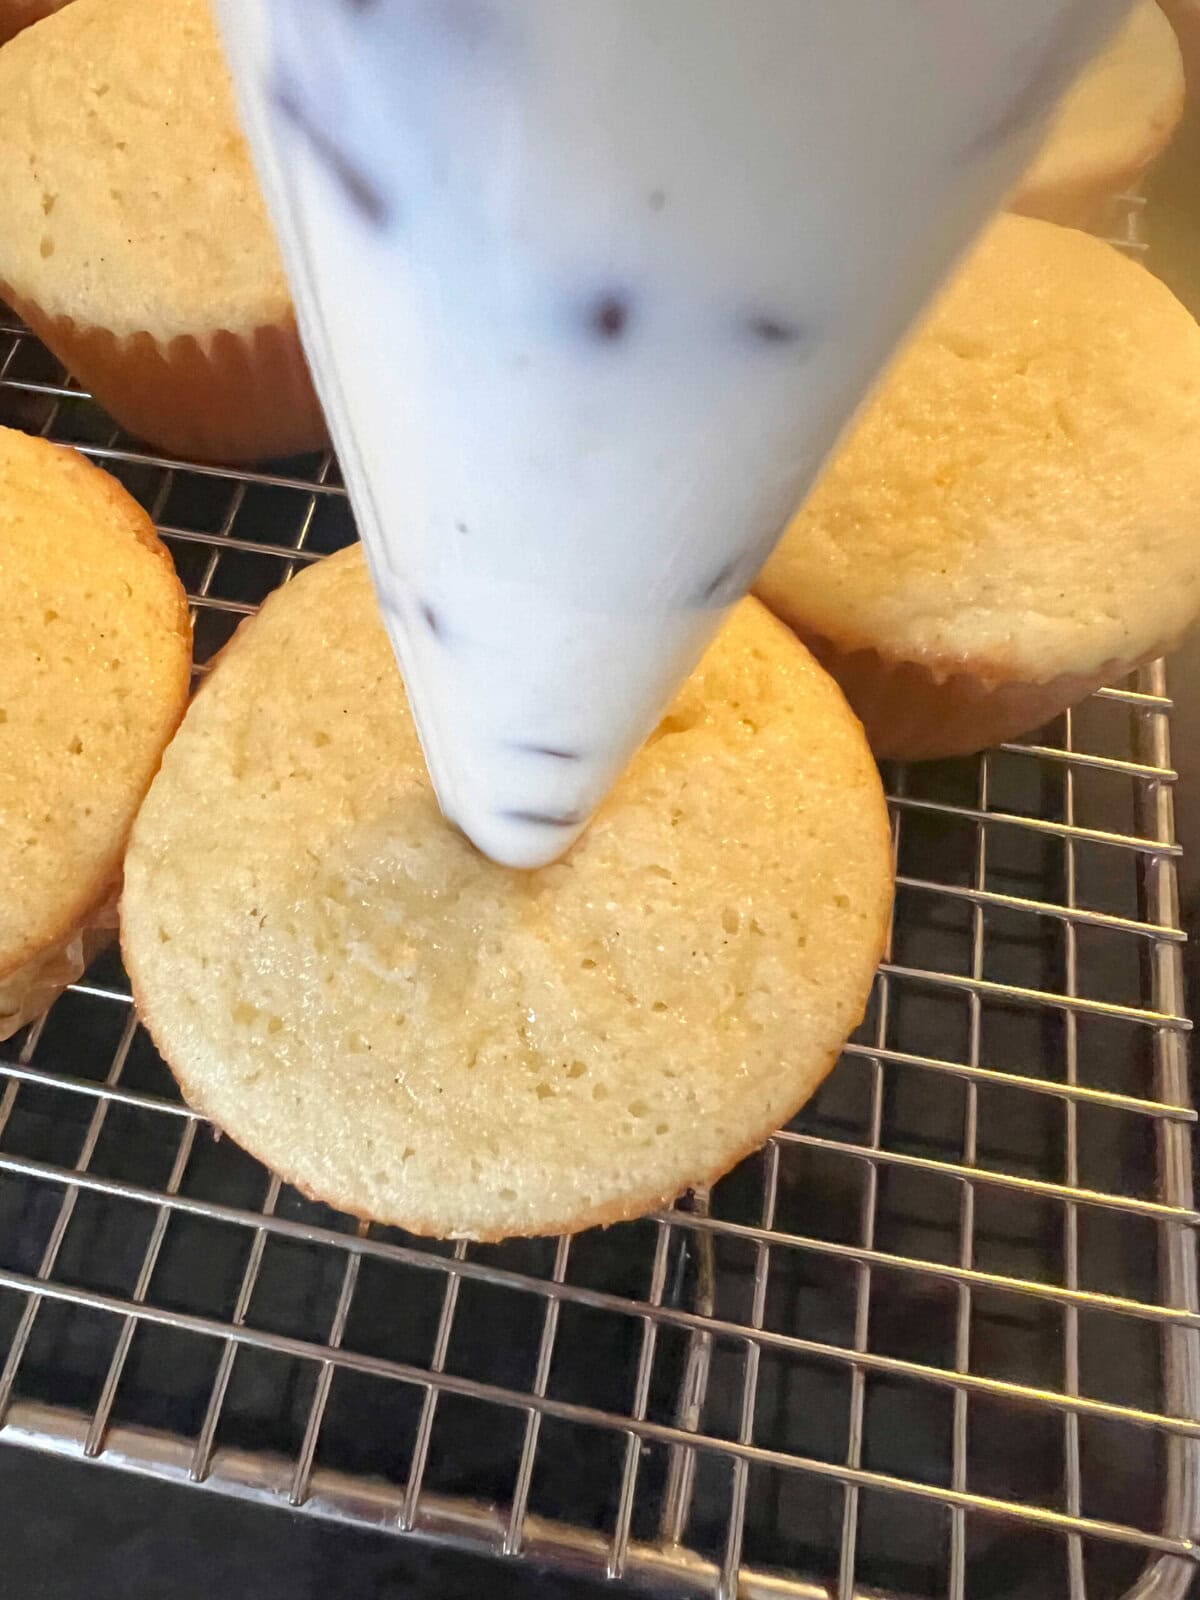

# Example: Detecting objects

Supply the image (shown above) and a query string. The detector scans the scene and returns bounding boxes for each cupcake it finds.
[0,426,191,1039]
[0,0,325,462]
[123,545,892,1241]
[1011,0,1184,226]
[0,0,72,47]
[755,214,1200,761]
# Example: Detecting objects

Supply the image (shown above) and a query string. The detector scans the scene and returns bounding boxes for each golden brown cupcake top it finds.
[123,546,891,1240]
[757,214,1200,685]
[0,0,289,339]
[0,425,191,986]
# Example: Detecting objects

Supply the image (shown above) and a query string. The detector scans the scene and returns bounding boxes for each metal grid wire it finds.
[0,206,1197,1600]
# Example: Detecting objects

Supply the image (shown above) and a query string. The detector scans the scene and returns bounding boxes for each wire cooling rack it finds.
[0,213,1197,1600]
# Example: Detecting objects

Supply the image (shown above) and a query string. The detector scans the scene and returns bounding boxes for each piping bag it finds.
[213,0,1128,869]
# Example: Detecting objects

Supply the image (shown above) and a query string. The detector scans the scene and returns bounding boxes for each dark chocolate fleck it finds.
[698,556,742,606]
[747,314,805,346]
[698,521,789,607]
[503,809,583,828]
[272,77,392,227]
[419,601,442,638]
[514,744,582,762]
[589,293,631,341]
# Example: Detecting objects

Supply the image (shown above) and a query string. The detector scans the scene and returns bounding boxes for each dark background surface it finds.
[4,71,1200,1600]
[0,1447,612,1600]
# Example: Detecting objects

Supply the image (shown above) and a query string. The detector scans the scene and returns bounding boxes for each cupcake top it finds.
[1012,0,1184,222]
[0,0,289,339]
[123,545,892,1240]
[0,425,191,987]
[756,214,1200,686]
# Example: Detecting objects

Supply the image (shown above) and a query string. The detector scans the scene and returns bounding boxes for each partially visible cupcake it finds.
[0,0,325,462]
[0,0,73,48]
[1011,0,1184,227]
[755,214,1200,761]
[0,425,191,1038]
